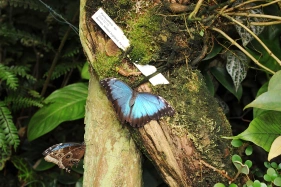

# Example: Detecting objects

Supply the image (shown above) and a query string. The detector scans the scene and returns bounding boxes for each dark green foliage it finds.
[11,156,38,186]
[0,0,85,186]
[0,64,19,90]
[0,101,19,150]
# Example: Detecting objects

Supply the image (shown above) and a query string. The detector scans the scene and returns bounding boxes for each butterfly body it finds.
[42,142,85,172]
[100,78,175,127]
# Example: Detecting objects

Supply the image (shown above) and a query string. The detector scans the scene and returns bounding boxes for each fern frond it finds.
[0,64,19,90]
[0,101,19,150]
[4,96,44,111]
[0,147,11,170]
[44,61,83,80]
[6,0,47,11]
[11,156,37,183]
[28,90,42,98]
[0,24,53,51]
[9,65,36,81]
[62,46,80,58]
[0,128,7,150]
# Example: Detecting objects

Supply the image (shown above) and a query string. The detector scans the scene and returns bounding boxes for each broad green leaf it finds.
[268,136,281,161]
[268,70,281,91]
[27,83,88,141]
[253,82,268,118]
[226,50,249,92]
[210,67,242,100]
[33,158,55,171]
[245,90,281,111]
[81,62,90,80]
[226,111,281,151]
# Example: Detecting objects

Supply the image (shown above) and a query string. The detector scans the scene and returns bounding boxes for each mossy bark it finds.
[80,0,237,186]
[80,0,142,186]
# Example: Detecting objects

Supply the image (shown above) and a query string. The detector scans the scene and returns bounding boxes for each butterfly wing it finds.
[43,142,85,172]
[130,93,175,127]
[100,78,133,123]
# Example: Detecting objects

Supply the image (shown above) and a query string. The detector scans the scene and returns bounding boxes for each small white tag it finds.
[92,8,130,51]
[134,63,169,86]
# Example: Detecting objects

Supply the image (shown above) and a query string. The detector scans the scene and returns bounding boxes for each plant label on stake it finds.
[92,8,169,85]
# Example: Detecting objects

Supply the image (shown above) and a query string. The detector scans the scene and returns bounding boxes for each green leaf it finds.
[27,83,88,141]
[245,145,253,156]
[253,82,268,118]
[253,180,261,187]
[267,168,276,176]
[274,177,281,186]
[232,154,242,163]
[245,160,252,168]
[202,42,222,61]
[231,139,243,147]
[0,64,18,90]
[225,111,281,152]
[233,161,249,174]
[33,158,55,171]
[246,25,281,72]
[0,101,20,150]
[234,5,264,46]
[213,183,226,187]
[81,62,90,80]
[269,70,281,91]
[264,174,272,182]
[226,50,249,92]
[244,90,281,111]
[210,67,242,100]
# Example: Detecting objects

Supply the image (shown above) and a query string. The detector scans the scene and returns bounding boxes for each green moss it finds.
[157,67,232,166]
[126,12,163,64]
[102,0,133,22]
[92,53,119,79]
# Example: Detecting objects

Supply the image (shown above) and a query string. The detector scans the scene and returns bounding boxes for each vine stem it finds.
[219,13,281,67]
[225,0,281,12]
[225,13,281,21]
[224,0,272,13]
[210,27,275,75]
[188,0,204,19]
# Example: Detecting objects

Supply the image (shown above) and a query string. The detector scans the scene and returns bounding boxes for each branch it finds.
[210,27,275,75]
[219,13,281,67]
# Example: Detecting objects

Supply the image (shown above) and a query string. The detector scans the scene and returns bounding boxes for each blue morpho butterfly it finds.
[42,142,85,172]
[100,78,175,127]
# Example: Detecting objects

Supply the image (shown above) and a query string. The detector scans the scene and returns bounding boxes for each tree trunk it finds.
[79,0,237,186]
[79,0,142,186]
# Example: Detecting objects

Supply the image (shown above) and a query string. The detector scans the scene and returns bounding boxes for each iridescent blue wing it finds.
[100,78,133,123]
[130,93,175,127]
[100,78,175,127]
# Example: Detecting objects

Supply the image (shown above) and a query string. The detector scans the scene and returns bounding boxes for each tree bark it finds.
[80,0,142,186]
[80,0,237,186]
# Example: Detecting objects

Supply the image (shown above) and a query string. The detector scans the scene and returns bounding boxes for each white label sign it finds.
[134,63,169,86]
[92,8,130,51]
